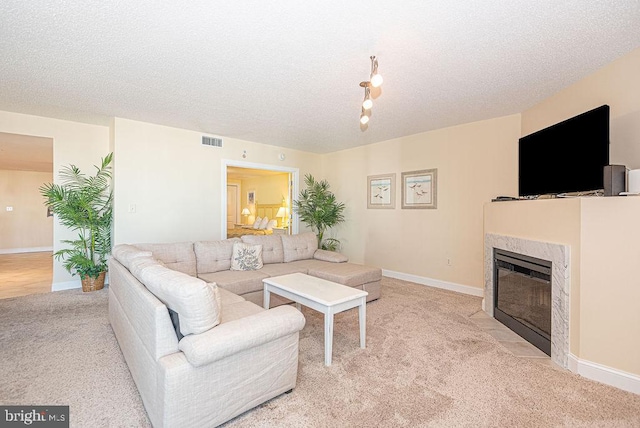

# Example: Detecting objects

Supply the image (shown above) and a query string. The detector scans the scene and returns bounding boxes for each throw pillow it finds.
[230,243,264,271]
[266,219,278,230]
[253,216,262,229]
[259,216,269,229]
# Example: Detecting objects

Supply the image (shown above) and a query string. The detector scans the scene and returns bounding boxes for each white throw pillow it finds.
[253,216,262,229]
[230,242,264,271]
[136,263,221,336]
[266,219,278,230]
[259,216,269,229]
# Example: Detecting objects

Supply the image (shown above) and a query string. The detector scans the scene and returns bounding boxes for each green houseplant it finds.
[40,153,113,292]
[293,174,346,251]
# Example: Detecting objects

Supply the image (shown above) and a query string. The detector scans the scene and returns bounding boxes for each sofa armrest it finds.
[178,306,305,367]
[313,249,348,263]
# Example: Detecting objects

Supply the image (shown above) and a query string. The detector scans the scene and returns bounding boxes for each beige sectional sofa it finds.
[138,232,381,307]
[108,232,381,427]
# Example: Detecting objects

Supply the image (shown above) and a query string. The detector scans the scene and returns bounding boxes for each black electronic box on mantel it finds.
[518,105,610,197]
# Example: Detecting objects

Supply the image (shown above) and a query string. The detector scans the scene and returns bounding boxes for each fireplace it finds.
[494,249,551,355]
[485,234,570,369]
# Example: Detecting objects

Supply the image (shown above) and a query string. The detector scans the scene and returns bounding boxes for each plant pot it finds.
[81,271,106,292]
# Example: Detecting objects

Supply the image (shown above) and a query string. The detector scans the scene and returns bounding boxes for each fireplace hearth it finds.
[494,249,551,355]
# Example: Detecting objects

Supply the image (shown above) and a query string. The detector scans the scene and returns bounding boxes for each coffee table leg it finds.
[324,310,334,366]
[263,286,270,310]
[359,298,366,349]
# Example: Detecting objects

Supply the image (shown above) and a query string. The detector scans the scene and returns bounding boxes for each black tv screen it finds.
[519,105,610,197]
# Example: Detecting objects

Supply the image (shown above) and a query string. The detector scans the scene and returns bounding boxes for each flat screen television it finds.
[518,105,610,197]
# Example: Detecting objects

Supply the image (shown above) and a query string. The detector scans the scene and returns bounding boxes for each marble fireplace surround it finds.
[484,233,570,368]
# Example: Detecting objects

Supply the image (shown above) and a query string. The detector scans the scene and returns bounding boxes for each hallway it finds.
[0,252,52,299]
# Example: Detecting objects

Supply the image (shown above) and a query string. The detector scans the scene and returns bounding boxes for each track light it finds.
[358,55,382,127]
[360,108,370,125]
[370,56,383,88]
[362,86,372,110]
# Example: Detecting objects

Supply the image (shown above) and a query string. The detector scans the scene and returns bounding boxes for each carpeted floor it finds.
[1,277,639,427]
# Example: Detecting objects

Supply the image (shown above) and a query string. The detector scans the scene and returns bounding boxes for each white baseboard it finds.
[568,353,640,395]
[382,269,484,297]
[0,246,53,255]
[52,280,81,291]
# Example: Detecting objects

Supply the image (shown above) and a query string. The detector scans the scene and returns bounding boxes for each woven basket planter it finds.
[81,271,106,292]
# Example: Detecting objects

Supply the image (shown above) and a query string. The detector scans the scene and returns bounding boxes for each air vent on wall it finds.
[202,136,223,148]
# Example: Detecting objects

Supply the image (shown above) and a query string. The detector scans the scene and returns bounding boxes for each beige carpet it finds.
[1,278,639,427]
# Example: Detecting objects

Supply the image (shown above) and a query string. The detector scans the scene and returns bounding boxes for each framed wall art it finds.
[401,169,437,209]
[367,173,396,209]
[247,190,256,205]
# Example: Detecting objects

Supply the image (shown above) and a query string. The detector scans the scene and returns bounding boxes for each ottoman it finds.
[307,263,382,302]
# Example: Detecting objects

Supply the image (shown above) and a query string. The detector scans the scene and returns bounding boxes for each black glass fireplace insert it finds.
[494,249,551,356]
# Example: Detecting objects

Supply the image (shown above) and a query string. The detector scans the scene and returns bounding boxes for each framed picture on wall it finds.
[401,169,437,209]
[247,190,255,205]
[367,173,396,209]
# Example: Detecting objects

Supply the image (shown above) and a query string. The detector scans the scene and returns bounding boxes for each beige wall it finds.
[0,111,110,285]
[112,118,320,245]
[322,114,521,289]
[0,170,53,251]
[579,197,640,375]
[522,47,640,168]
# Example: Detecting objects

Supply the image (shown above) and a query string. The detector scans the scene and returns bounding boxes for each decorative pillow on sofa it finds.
[230,242,264,271]
[133,262,222,336]
[112,244,153,270]
[259,217,269,229]
[253,216,262,229]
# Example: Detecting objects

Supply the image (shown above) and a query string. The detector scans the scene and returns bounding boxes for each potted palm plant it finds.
[40,153,113,292]
[294,174,346,251]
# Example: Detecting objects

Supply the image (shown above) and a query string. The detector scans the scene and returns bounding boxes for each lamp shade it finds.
[241,208,250,216]
[276,207,286,218]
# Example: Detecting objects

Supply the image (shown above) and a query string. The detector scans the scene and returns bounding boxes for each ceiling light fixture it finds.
[359,55,382,126]
[360,108,370,125]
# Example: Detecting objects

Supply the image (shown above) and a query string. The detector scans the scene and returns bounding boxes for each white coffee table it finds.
[263,272,368,366]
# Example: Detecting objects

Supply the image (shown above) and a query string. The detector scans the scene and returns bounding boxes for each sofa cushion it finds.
[217,287,245,305]
[258,263,308,277]
[241,235,284,264]
[282,232,317,263]
[313,249,348,263]
[307,263,382,287]
[112,244,153,270]
[198,269,269,296]
[136,242,197,277]
[230,243,263,271]
[194,239,240,274]
[220,300,264,324]
[133,262,221,336]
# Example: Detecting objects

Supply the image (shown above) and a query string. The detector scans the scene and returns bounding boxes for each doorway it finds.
[0,132,54,298]
[222,160,299,239]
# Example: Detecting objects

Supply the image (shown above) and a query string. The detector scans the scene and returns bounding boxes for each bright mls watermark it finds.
[0,406,69,427]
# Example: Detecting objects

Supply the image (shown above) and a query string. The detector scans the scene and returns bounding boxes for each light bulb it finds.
[362,98,373,110]
[360,113,370,125]
[370,73,383,88]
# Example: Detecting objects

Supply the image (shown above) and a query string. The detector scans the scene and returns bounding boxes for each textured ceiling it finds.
[1,1,639,154]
